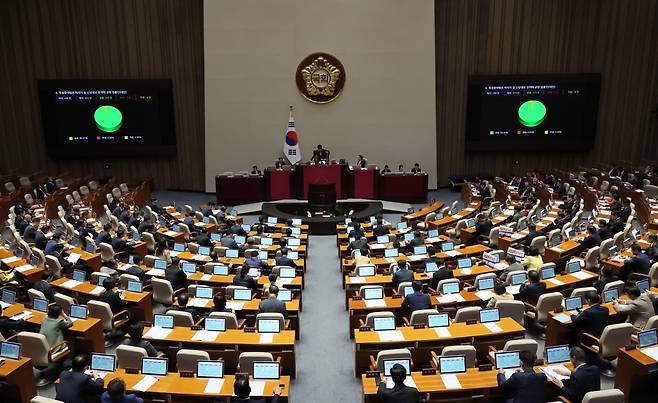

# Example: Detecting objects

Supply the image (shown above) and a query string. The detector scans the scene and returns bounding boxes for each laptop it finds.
[225,249,239,259]
[638,329,658,349]
[441,282,460,295]
[197,360,224,378]
[427,313,450,328]
[564,296,583,312]
[1,289,16,306]
[253,361,280,379]
[373,316,396,331]
[30,255,40,267]
[91,353,116,372]
[182,262,196,274]
[173,243,185,252]
[260,237,273,246]
[235,235,246,244]
[377,235,389,244]
[546,345,571,364]
[479,308,500,323]
[196,286,213,299]
[153,314,175,329]
[233,289,252,301]
[384,248,398,258]
[428,229,439,238]
[603,288,619,303]
[287,238,301,246]
[495,351,520,369]
[286,250,298,260]
[204,317,226,332]
[457,258,472,269]
[241,224,251,232]
[397,222,408,230]
[383,358,411,376]
[357,265,375,277]
[72,269,86,283]
[70,304,88,320]
[141,357,168,376]
[566,260,581,274]
[413,246,427,255]
[363,287,384,300]
[213,265,229,276]
[127,281,143,293]
[438,356,466,374]
[510,272,527,286]
[154,259,167,269]
[279,267,296,278]
[637,279,650,293]
[32,297,48,313]
[441,241,454,252]
[425,262,439,273]
[0,341,21,360]
[540,266,556,280]
[277,289,292,302]
[477,278,495,291]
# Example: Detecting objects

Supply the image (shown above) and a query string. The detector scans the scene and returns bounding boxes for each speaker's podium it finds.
[302,164,342,200]
[353,165,377,198]
[265,166,292,200]
[308,184,336,209]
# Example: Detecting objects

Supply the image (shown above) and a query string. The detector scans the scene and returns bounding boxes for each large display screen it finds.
[465,74,600,152]
[38,79,176,157]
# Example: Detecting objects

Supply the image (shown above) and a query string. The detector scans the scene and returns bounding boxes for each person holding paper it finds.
[376,363,421,403]
[497,350,546,403]
[232,375,282,402]
[548,347,600,403]
[101,378,143,403]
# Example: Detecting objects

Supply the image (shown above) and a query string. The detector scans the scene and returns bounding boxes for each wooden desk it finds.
[65,247,102,271]
[544,239,581,264]
[157,228,185,243]
[402,201,445,223]
[0,357,37,402]
[0,248,43,283]
[428,203,481,232]
[615,346,658,400]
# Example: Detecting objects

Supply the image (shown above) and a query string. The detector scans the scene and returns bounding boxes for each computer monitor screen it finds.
[172,224,181,232]
[91,353,116,372]
[377,235,389,244]
[540,266,556,280]
[383,358,411,376]
[495,351,520,369]
[384,248,398,258]
[86,243,95,253]
[428,230,439,238]
[173,243,185,252]
[427,313,450,328]
[457,258,472,269]
[279,267,296,278]
[363,287,384,300]
[603,288,619,303]
[438,356,466,374]
[260,237,273,246]
[258,251,268,260]
[70,304,88,320]
[182,262,196,273]
[373,317,396,331]
[1,290,16,305]
[287,251,299,260]
[397,222,408,230]
[128,255,136,265]
[213,265,229,276]
[566,260,581,274]
[566,229,575,239]
[479,308,500,323]
[638,329,658,348]
[210,233,221,242]
[154,259,167,269]
[153,314,174,329]
[403,287,414,297]
[234,235,246,244]
[204,317,226,332]
[233,289,252,301]
[247,268,261,278]
[609,246,617,257]
[197,360,224,378]
[0,342,21,360]
[199,246,211,256]
[30,255,40,266]
[466,218,476,228]
[546,345,571,364]
[98,276,107,287]
[277,289,292,302]
[478,278,495,290]
[32,297,48,313]
[226,249,239,258]
[72,269,86,283]
[413,246,427,255]
[267,217,278,224]
[565,296,582,311]
[241,224,251,232]
[142,358,168,376]
[441,242,454,252]
[510,272,527,286]
[637,279,650,293]
[292,218,302,226]
[202,217,210,224]
[551,235,562,247]
[442,282,460,295]
[127,281,143,293]
[196,286,213,299]
[425,262,439,273]
[357,266,375,277]
[517,220,527,230]
[252,362,280,379]
[403,233,413,242]
[287,238,301,246]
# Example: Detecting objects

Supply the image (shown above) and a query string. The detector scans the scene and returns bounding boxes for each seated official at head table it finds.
[310,144,330,163]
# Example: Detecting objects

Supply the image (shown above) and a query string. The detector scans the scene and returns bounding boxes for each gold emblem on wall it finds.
[296,52,346,103]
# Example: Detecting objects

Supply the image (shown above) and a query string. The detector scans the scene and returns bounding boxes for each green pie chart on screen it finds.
[94,105,122,133]
[518,100,546,127]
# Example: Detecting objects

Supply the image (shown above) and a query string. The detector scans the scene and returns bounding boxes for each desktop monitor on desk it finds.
[457,258,472,269]
[495,351,520,369]
[363,287,384,300]
[197,360,224,378]
[564,296,583,312]
[91,353,116,372]
[356,266,375,277]
[383,358,411,376]
[154,314,175,329]
[205,317,226,332]
[438,356,466,374]
[32,297,48,313]
[0,341,21,360]
[142,358,168,376]
[373,317,396,331]
[233,289,252,301]
[479,308,500,323]
[566,260,581,274]
[277,289,292,302]
[546,345,571,364]
[603,288,619,303]
[540,266,556,280]
[425,262,439,273]
[441,242,454,252]
[257,319,281,333]
[70,304,88,320]
[477,278,495,291]
[413,246,427,255]
[638,329,658,349]
[441,282,460,295]
[253,361,280,379]
[510,272,527,286]
[427,313,450,328]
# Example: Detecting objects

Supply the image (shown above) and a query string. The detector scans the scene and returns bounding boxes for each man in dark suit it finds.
[230,222,247,236]
[95,224,113,246]
[111,229,129,253]
[232,265,258,290]
[173,294,200,323]
[597,219,613,241]
[220,233,239,249]
[497,350,546,403]
[408,231,425,248]
[34,225,49,250]
[196,232,213,248]
[571,291,610,339]
[231,376,281,403]
[523,224,545,247]
[429,265,453,292]
[348,236,368,253]
[0,305,25,338]
[55,354,104,403]
[258,285,288,319]
[373,217,389,237]
[348,222,365,239]
[549,347,600,403]
[126,212,141,230]
[620,244,651,280]
[275,248,296,267]
[124,255,149,283]
[22,217,39,243]
[518,270,547,307]
[164,257,188,291]
[580,225,602,249]
[593,267,618,294]
[102,378,144,403]
[401,281,431,313]
[619,198,632,222]
[607,212,625,234]
[245,250,266,269]
[33,270,56,301]
[99,278,127,314]
[392,260,414,289]
[475,215,494,238]
[376,363,421,403]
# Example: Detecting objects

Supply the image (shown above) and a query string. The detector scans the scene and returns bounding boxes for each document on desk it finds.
[279,278,294,285]
[10,311,32,321]
[67,253,82,264]
[451,214,462,219]
[639,346,658,361]
[385,257,396,264]
[444,250,461,257]
[570,271,592,280]
[200,274,213,281]
[408,255,426,262]
[539,365,570,381]
[440,374,462,389]
[349,277,366,284]
[506,285,521,295]
[15,264,33,273]
[144,326,172,339]
[1,256,20,264]
[204,378,225,393]
[259,333,274,343]
[133,375,158,392]
[552,313,571,324]
[60,280,82,289]
[192,330,219,342]
[364,299,387,308]
[546,278,565,286]
[434,327,451,338]
[510,233,525,239]
[191,254,206,261]
[426,237,442,243]
[475,290,495,301]
[493,263,509,270]
[188,298,210,308]
[386,376,416,388]
[460,268,472,275]
[378,330,404,342]
[146,268,165,277]
[0,301,10,309]
[483,322,503,333]
[249,380,266,396]
[464,208,475,212]
[169,251,181,257]
[225,301,244,311]
[370,243,385,249]
[437,294,465,304]
[90,286,104,296]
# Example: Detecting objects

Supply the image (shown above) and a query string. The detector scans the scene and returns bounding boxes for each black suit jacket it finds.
[619,207,632,222]
[376,382,421,403]
[497,368,547,403]
[95,231,112,246]
[392,268,414,289]
[23,224,37,243]
[524,230,545,246]
[373,225,389,236]
[275,256,296,267]
[33,280,56,301]
[402,291,432,312]
[518,282,547,307]
[34,231,48,250]
[571,304,610,339]
[55,370,104,403]
[560,364,600,403]
[475,221,494,237]
[429,267,453,290]
[597,226,613,240]
[165,266,188,291]
[580,233,602,249]
[232,274,258,289]
[100,290,127,314]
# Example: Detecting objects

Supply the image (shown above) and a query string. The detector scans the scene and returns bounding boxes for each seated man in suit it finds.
[22,216,39,243]
[99,278,127,314]
[122,323,161,357]
[593,266,618,294]
[392,259,414,289]
[401,281,431,313]
[348,235,368,253]
[250,165,262,176]
[173,293,201,323]
[620,244,651,281]
[111,229,129,254]
[579,225,602,249]
[274,157,286,169]
[95,223,113,247]
[348,222,365,239]
[411,163,422,174]
[619,198,632,222]
[499,255,525,282]
[474,215,494,238]
[571,291,610,340]
[34,224,49,250]
[232,375,281,403]
[523,224,545,247]
[607,211,625,234]
[518,270,547,308]
[645,233,658,262]
[372,217,389,237]
[164,257,188,292]
[377,363,421,403]
[497,350,546,403]
[33,270,56,301]
[220,233,239,249]
[233,264,258,289]
[407,230,425,248]
[56,354,104,403]
[311,144,330,163]
[245,250,266,269]
[613,287,655,328]
[258,285,288,319]
[275,248,296,267]
[102,378,143,403]
[549,347,600,403]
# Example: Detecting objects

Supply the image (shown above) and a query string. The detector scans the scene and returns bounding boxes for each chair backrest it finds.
[570,287,597,298]
[166,309,195,327]
[4,182,15,193]
[208,312,240,329]
[119,183,129,194]
[187,242,199,254]
[31,396,65,403]
[364,311,395,328]
[359,285,384,298]
[644,315,658,330]
[119,273,140,288]
[112,187,122,199]
[256,312,285,330]
[91,271,110,284]
[648,262,658,287]
[530,236,547,254]
[397,281,413,295]
[31,247,46,267]
[176,349,210,372]
[488,227,500,246]
[611,232,624,249]
[53,293,76,313]
[27,288,46,304]
[17,332,50,367]
[238,352,274,375]
[375,348,412,373]
[599,238,614,259]
[88,300,114,331]
[151,278,175,304]
[602,280,625,295]
[179,223,192,241]
[116,345,147,369]
[495,300,525,325]
[536,292,564,323]
[19,176,31,188]
[44,255,63,278]
[441,345,477,368]
[24,193,34,205]
[409,309,440,326]
[583,246,600,269]
[454,307,482,323]
[502,339,538,355]
[599,323,634,357]
[79,186,90,196]
[581,389,624,403]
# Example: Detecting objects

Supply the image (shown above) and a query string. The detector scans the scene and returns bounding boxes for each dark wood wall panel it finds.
[435,0,658,185]
[0,0,205,190]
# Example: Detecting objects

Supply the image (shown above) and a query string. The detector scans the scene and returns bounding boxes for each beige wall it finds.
[204,0,436,192]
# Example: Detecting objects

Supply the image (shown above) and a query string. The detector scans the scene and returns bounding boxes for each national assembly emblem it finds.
[295,52,346,103]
